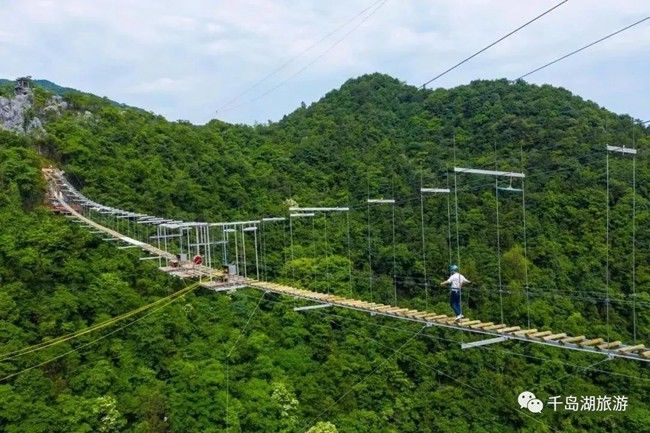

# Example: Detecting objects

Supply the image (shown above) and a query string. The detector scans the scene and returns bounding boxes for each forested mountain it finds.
[0,74,648,432]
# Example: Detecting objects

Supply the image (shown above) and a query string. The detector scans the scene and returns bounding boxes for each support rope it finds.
[367,176,373,302]
[632,138,637,343]
[391,178,398,305]
[520,143,531,329]
[346,207,353,295]
[324,213,330,293]
[494,142,504,325]
[605,150,611,344]
[419,170,429,309]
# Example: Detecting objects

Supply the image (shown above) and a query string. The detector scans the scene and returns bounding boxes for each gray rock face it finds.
[26,117,44,136]
[0,92,32,133]
[0,87,67,134]
[42,95,68,116]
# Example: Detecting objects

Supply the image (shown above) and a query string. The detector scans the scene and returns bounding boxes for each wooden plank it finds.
[483,324,507,331]
[618,344,645,353]
[405,310,424,317]
[470,322,494,329]
[461,320,482,327]
[598,341,622,350]
[560,335,586,344]
[528,331,553,339]
[542,333,567,341]
[580,338,605,347]
[497,326,521,334]
[513,329,537,336]
[347,302,365,307]
[386,308,410,314]
[426,314,448,321]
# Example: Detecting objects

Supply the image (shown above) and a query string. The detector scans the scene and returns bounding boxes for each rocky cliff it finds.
[0,78,68,134]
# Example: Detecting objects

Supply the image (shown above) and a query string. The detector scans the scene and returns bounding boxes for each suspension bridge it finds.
[41,145,648,362]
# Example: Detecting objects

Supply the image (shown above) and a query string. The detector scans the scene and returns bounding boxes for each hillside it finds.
[0,74,649,432]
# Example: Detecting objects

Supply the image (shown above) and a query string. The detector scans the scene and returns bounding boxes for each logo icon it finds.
[518,391,544,413]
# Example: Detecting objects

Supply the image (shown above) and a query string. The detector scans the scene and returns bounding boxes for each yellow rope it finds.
[0,282,200,362]
[0,291,194,382]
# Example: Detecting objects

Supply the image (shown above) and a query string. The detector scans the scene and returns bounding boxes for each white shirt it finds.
[444,272,469,289]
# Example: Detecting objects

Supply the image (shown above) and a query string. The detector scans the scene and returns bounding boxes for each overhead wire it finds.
[0,282,200,362]
[0,286,193,383]
[216,0,386,113]
[517,16,650,80]
[299,325,426,432]
[226,291,267,433]
[421,0,568,88]
[224,0,389,114]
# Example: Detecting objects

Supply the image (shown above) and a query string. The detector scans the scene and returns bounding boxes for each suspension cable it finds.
[632,133,637,343]
[605,149,611,344]
[289,216,295,282]
[241,226,248,278]
[346,204,353,294]
[391,178,398,305]
[419,170,429,309]
[453,136,462,317]
[324,212,330,293]
[367,175,373,302]
[521,143,531,329]
[282,218,288,271]
[494,142,505,325]
[261,220,267,281]
[311,216,316,288]
[446,171,453,268]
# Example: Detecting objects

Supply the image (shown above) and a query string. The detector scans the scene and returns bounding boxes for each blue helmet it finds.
[449,264,459,273]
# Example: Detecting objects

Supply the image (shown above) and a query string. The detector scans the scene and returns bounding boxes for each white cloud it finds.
[0,0,647,124]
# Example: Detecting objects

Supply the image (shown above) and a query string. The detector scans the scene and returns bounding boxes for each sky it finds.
[1,0,648,125]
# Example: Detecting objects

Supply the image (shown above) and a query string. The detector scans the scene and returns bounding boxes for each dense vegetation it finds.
[0,74,648,432]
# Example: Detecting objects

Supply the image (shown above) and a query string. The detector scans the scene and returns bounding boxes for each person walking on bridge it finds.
[440,264,471,321]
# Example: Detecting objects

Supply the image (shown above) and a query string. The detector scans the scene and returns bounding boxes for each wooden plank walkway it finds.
[44,168,648,363]
[247,280,650,363]
[44,169,223,280]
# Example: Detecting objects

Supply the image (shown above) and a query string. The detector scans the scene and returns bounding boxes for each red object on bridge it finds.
[193,255,203,265]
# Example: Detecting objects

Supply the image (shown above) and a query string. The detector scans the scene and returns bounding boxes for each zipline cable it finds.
[300,325,426,431]
[421,0,568,88]
[226,291,266,433]
[0,287,194,383]
[216,0,386,112]
[0,282,200,362]
[226,0,389,113]
[517,16,650,80]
